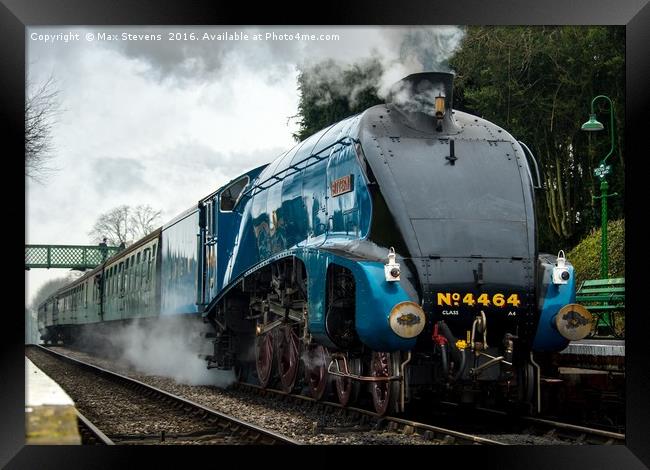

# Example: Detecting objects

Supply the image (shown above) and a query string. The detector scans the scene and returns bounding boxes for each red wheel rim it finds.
[371,351,393,415]
[276,326,300,393]
[255,333,274,388]
[304,344,329,400]
[335,357,360,407]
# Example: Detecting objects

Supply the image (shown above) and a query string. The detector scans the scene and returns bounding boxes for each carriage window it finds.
[205,200,214,236]
[138,253,144,288]
[129,256,135,291]
[141,257,145,288]
[134,253,139,288]
[220,176,249,212]
[144,252,149,284]
[125,259,130,291]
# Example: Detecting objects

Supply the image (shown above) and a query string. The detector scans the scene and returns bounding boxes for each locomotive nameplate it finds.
[331,174,354,197]
[436,292,521,308]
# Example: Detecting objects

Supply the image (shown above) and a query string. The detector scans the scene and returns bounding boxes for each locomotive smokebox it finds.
[386,72,458,133]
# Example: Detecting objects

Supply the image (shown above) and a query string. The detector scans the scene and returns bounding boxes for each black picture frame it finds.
[5,0,648,467]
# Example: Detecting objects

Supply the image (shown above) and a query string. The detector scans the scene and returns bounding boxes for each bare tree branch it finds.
[88,205,161,247]
[130,204,162,240]
[25,74,61,184]
[30,273,82,310]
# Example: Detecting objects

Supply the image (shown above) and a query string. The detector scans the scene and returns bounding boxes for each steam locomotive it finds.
[37,72,593,415]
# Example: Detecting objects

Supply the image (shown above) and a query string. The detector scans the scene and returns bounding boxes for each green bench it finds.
[575,277,625,339]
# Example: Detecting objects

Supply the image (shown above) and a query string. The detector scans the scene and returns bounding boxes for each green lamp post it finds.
[581,95,618,279]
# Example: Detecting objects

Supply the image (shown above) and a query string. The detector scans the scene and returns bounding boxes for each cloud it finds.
[92,156,152,193]
[135,140,287,221]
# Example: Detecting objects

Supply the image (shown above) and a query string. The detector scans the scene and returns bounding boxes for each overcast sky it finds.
[25,25,464,305]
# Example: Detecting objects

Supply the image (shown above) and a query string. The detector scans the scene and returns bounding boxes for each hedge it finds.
[566,218,625,287]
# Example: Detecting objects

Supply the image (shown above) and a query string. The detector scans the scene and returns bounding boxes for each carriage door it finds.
[202,197,218,305]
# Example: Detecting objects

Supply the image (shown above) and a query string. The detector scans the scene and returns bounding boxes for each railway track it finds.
[30,345,624,445]
[26,345,300,445]
[436,401,625,445]
[233,383,625,445]
[479,407,624,445]
[29,345,504,445]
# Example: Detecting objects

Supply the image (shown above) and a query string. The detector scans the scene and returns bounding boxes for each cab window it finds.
[220,176,249,212]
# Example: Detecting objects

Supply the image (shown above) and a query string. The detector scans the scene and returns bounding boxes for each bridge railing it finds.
[25,244,121,270]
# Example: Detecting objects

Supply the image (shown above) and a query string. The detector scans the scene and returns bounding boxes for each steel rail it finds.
[516,413,624,445]
[76,409,115,445]
[443,401,625,445]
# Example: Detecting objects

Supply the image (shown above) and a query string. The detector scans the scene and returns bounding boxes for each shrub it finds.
[566,218,625,286]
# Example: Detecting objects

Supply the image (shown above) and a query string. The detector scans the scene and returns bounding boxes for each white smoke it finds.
[297,26,466,109]
[100,317,235,387]
[376,26,466,97]
[300,347,329,375]
[297,56,384,108]
[388,80,447,116]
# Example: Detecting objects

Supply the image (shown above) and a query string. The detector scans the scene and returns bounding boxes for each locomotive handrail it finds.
[240,137,353,199]
[327,359,401,382]
[518,141,542,189]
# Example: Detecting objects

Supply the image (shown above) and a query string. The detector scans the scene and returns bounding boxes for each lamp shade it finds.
[581,114,604,131]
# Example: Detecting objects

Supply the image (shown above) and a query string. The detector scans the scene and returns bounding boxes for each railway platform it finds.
[536,340,625,430]
[555,339,624,372]
[25,356,81,444]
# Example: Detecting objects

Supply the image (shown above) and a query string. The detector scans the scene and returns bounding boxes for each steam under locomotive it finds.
[37,72,593,415]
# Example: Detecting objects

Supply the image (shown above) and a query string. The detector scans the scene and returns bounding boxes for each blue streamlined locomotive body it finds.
[38,73,592,415]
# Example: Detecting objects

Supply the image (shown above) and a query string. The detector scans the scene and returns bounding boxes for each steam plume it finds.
[81,317,235,387]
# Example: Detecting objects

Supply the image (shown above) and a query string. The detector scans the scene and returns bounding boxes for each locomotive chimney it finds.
[386,72,458,134]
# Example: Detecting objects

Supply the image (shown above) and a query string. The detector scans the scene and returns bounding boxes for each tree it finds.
[29,274,80,310]
[27,273,83,343]
[25,75,61,183]
[88,204,161,247]
[293,58,384,141]
[449,26,624,249]
[129,204,162,241]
